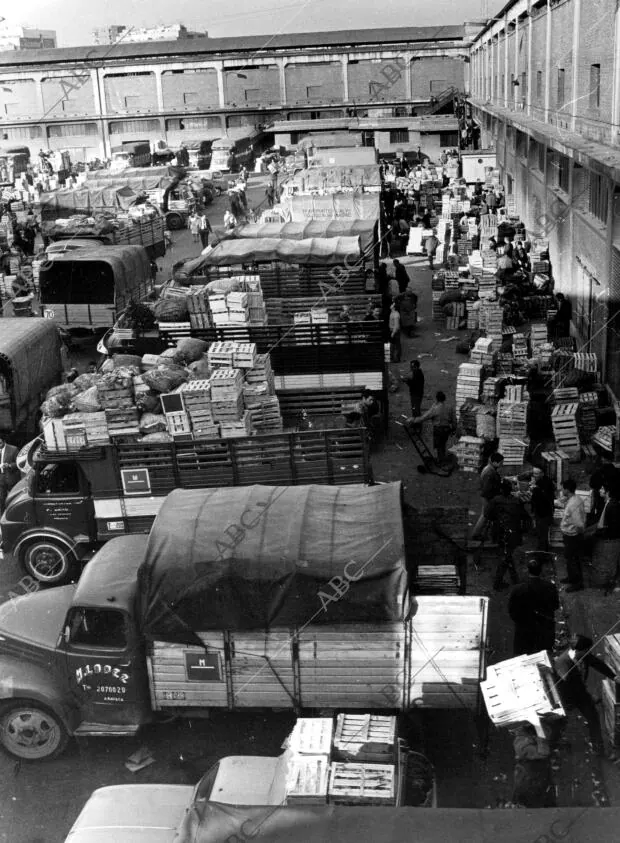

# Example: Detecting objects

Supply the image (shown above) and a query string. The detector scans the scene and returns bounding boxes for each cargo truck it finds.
[110,140,152,172]
[0,483,488,761]
[0,319,63,443]
[38,244,153,334]
[1,429,370,584]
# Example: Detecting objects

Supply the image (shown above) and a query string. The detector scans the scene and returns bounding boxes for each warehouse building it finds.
[469,0,620,395]
[0,25,477,163]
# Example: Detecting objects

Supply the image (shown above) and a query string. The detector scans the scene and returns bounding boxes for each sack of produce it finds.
[100,357,116,374]
[73,386,102,413]
[139,412,167,434]
[187,353,210,380]
[206,278,241,295]
[142,366,188,393]
[135,390,162,414]
[41,393,73,418]
[158,348,178,361]
[140,431,173,443]
[174,337,208,364]
[73,373,101,391]
[153,296,189,322]
[46,383,78,401]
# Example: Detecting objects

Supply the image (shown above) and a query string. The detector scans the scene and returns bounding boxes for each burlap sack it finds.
[73,386,102,413]
[175,337,208,364]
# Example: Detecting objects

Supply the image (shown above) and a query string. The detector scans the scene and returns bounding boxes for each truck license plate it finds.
[162,690,186,701]
[43,309,55,319]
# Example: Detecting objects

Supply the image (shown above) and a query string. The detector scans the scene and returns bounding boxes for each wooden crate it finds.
[551,403,580,455]
[165,411,191,436]
[602,679,620,748]
[328,762,396,806]
[285,755,330,805]
[288,718,334,756]
[105,407,139,429]
[480,651,564,728]
[97,385,134,410]
[333,714,396,763]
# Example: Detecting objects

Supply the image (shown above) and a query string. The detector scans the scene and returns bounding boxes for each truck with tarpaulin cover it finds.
[0,318,63,442]
[62,801,620,843]
[0,482,488,761]
[38,244,153,332]
[0,428,370,585]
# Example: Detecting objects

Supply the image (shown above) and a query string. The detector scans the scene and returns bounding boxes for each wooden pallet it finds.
[328,763,396,806]
[333,714,396,763]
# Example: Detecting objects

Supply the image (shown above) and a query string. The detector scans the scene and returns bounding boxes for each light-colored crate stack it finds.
[479,300,503,337]
[97,379,140,439]
[603,636,620,748]
[530,322,548,348]
[470,337,497,367]
[466,299,480,330]
[64,411,109,447]
[332,714,396,764]
[573,352,598,374]
[209,367,249,434]
[456,362,483,413]
[497,437,528,470]
[285,757,330,805]
[578,391,598,442]
[480,651,564,729]
[541,449,570,487]
[497,400,528,438]
[245,353,276,394]
[431,273,445,321]
[451,435,485,472]
[328,763,396,806]
[511,333,528,365]
[551,402,580,457]
[179,380,219,439]
[186,286,212,330]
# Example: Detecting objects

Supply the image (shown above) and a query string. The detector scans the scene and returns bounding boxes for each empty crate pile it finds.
[40,338,283,452]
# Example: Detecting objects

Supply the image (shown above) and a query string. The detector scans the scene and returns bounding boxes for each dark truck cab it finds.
[0,535,151,760]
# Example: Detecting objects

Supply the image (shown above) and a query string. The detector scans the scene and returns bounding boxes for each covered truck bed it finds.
[0,318,62,429]
[176,804,620,843]
[233,220,378,261]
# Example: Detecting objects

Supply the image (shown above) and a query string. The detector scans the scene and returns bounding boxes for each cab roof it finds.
[72,534,148,613]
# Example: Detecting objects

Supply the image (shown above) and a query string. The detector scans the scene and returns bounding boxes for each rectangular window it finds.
[589,64,601,109]
[520,72,527,99]
[47,123,98,137]
[183,92,198,105]
[389,129,409,144]
[306,86,322,100]
[166,116,221,131]
[557,68,565,107]
[109,119,160,134]
[549,150,570,193]
[1,125,42,140]
[507,174,514,195]
[361,130,375,147]
[244,89,261,102]
[516,130,527,159]
[536,70,542,100]
[439,131,459,147]
[124,95,140,109]
[589,172,609,224]
[537,141,545,173]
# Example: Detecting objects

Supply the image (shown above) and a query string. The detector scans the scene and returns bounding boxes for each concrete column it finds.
[514,16,519,109]
[153,68,164,114]
[504,20,509,108]
[341,56,349,102]
[404,55,412,100]
[496,34,501,101]
[570,0,582,131]
[544,0,552,122]
[32,73,45,117]
[278,59,287,105]
[215,64,225,109]
[527,6,533,115]
[612,1,620,144]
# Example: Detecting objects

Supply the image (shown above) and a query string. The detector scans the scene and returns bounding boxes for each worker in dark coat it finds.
[488,480,530,590]
[553,634,620,758]
[508,557,559,656]
[392,259,410,294]
[511,723,556,808]
[530,467,555,552]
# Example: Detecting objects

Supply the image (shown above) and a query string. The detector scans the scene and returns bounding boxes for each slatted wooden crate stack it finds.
[415,565,461,594]
[512,333,528,366]
[496,400,528,438]
[497,437,528,471]
[431,273,445,321]
[466,300,480,330]
[481,650,564,729]
[482,377,501,403]
[551,402,580,457]
[530,322,548,348]
[573,352,598,373]
[602,636,620,748]
[105,407,140,439]
[451,435,485,472]
[179,380,219,439]
[65,411,109,446]
[456,363,483,413]
[470,337,497,367]
[328,763,396,806]
[578,392,599,442]
[332,714,396,764]
[479,300,503,336]
[186,286,213,329]
[541,450,570,487]
[209,367,252,437]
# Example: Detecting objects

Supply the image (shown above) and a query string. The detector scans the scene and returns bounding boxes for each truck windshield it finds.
[68,608,127,649]
[40,261,115,304]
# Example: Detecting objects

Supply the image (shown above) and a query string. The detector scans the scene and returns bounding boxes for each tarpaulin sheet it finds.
[39,245,151,299]
[288,165,382,191]
[137,483,406,641]
[39,186,143,216]
[281,192,380,222]
[175,803,616,843]
[234,220,377,256]
[181,236,361,274]
[0,318,61,421]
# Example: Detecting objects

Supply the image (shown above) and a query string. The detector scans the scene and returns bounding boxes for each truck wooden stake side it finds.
[0,482,488,761]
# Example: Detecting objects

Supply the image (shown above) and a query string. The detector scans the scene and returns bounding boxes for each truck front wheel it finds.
[20,539,76,585]
[0,701,69,761]
[166,212,184,230]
